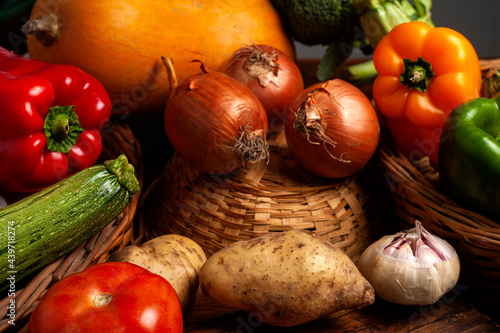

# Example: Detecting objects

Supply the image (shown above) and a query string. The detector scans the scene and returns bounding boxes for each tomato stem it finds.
[93,293,113,307]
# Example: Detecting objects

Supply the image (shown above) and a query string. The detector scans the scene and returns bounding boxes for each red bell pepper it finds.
[0,47,111,192]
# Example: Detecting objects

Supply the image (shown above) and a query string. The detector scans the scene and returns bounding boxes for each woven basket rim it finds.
[138,133,385,263]
[378,135,500,245]
[0,121,144,331]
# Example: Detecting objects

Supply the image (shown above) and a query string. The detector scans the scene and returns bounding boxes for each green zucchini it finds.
[0,154,140,293]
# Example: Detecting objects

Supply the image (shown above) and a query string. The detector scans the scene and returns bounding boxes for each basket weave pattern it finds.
[139,135,383,263]
[0,122,143,331]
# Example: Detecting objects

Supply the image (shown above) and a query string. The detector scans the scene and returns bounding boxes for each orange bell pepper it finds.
[372,21,481,167]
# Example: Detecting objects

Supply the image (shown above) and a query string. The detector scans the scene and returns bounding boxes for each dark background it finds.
[295,0,499,59]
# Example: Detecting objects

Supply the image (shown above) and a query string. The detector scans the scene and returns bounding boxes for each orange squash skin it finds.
[26,0,295,117]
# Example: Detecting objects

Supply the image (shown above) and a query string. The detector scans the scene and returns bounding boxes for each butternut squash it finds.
[24,0,295,117]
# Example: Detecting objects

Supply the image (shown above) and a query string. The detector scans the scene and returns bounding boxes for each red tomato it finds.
[28,262,183,333]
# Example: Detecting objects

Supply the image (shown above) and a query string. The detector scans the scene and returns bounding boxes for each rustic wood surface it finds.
[182,293,500,332]
[16,279,500,332]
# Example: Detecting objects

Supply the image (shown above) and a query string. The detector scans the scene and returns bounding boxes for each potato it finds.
[106,234,207,311]
[199,230,375,327]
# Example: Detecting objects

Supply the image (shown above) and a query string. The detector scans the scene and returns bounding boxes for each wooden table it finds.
[182,293,500,332]
[17,287,500,332]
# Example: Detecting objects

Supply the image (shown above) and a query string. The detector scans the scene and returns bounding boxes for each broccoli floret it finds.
[270,0,361,46]
[272,0,434,82]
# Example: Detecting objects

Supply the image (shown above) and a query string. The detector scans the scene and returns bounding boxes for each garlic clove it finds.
[415,240,442,267]
[357,221,460,306]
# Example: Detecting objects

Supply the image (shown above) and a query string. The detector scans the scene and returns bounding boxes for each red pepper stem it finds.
[50,113,71,141]
[43,105,84,154]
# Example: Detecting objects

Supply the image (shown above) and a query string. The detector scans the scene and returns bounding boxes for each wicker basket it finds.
[376,59,500,310]
[0,121,143,331]
[138,132,385,263]
[378,137,500,308]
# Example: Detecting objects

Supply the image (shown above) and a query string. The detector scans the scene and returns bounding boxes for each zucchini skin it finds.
[0,156,138,293]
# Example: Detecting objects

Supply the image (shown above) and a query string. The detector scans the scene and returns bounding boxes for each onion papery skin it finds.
[164,67,269,175]
[284,79,380,179]
[226,44,304,133]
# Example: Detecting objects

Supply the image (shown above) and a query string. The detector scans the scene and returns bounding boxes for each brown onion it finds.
[225,44,304,133]
[284,79,380,179]
[163,58,269,174]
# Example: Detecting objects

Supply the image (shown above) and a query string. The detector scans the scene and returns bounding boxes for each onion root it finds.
[233,124,269,167]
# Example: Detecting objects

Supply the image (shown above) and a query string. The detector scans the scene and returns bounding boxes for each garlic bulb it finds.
[357,221,460,305]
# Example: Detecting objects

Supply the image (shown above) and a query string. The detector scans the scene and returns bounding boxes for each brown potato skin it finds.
[106,234,207,311]
[199,230,375,327]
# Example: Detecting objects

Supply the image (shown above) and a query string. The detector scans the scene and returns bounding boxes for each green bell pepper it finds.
[439,94,500,222]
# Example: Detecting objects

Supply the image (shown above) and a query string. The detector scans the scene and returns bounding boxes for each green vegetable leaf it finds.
[317,43,351,82]
[412,0,433,19]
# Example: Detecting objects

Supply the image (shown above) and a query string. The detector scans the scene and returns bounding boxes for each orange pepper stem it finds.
[400,57,434,92]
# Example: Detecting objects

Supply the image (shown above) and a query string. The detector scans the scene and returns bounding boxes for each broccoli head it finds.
[270,0,361,46]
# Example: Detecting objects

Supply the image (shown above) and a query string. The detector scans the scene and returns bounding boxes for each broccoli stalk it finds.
[340,0,434,86]
[340,0,433,86]
[355,0,434,49]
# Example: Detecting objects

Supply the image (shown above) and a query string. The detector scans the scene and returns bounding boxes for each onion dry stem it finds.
[229,44,283,88]
[293,83,379,163]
